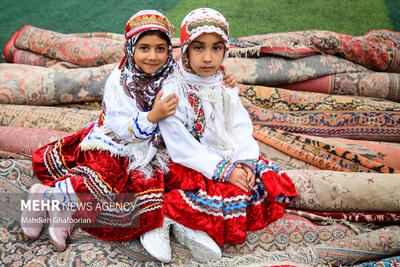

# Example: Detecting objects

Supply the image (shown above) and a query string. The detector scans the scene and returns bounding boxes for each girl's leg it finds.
[21,184,51,240]
[46,178,78,252]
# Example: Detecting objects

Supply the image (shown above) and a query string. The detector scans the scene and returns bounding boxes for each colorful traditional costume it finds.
[32,10,175,241]
[159,8,298,246]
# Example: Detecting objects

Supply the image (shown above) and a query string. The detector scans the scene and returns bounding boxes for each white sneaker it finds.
[140,217,174,263]
[172,222,221,263]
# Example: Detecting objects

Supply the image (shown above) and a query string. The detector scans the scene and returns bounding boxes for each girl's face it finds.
[187,33,225,77]
[134,34,169,74]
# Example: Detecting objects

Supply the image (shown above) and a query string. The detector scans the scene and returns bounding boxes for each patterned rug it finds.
[239,84,400,141]
[253,125,400,173]
[287,209,400,224]
[0,126,70,159]
[280,72,400,103]
[1,26,400,266]
[1,159,399,266]
[0,63,114,105]
[225,55,369,86]
[228,30,400,102]
[11,25,124,67]
[0,104,100,132]
[4,26,400,103]
[230,30,400,73]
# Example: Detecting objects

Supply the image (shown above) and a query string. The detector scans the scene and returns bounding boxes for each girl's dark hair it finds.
[137,30,170,45]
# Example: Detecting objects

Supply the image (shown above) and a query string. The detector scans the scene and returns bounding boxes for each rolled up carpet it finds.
[0,104,100,132]
[0,63,115,105]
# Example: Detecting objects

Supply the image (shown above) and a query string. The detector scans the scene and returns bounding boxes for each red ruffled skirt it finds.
[32,123,165,242]
[32,117,296,244]
[164,159,297,246]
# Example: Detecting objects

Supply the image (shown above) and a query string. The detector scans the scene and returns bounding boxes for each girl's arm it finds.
[229,89,260,173]
[103,68,159,142]
[159,81,236,183]
[159,112,234,182]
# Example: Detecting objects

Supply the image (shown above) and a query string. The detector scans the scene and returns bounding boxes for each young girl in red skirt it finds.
[23,10,179,252]
[143,7,298,263]
[22,9,237,258]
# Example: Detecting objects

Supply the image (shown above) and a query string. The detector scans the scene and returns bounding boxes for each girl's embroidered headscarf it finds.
[180,7,230,75]
[119,10,175,111]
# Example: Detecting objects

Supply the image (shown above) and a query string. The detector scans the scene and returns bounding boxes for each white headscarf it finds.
[175,8,236,160]
[180,8,230,61]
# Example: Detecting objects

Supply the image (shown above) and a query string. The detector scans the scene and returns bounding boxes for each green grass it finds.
[166,0,394,38]
[0,0,180,62]
[1,0,397,63]
[385,0,400,31]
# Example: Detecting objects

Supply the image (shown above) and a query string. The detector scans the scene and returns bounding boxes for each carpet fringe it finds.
[319,217,376,235]
[229,46,261,58]
[206,247,326,267]
[285,209,376,235]
[228,38,312,58]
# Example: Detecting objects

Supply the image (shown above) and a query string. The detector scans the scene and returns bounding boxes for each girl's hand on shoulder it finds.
[147,91,179,123]
[222,70,238,88]
[228,166,251,192]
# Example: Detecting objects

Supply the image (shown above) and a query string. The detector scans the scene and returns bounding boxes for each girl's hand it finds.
[147,91,179,123]
[237,163,255,190]
[222,70,238,88]
[228,166,251,192]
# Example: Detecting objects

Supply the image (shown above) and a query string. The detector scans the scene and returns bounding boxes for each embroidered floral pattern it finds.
[188,93,206,140]
[151,128,164,148]
[187,18,228,37]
